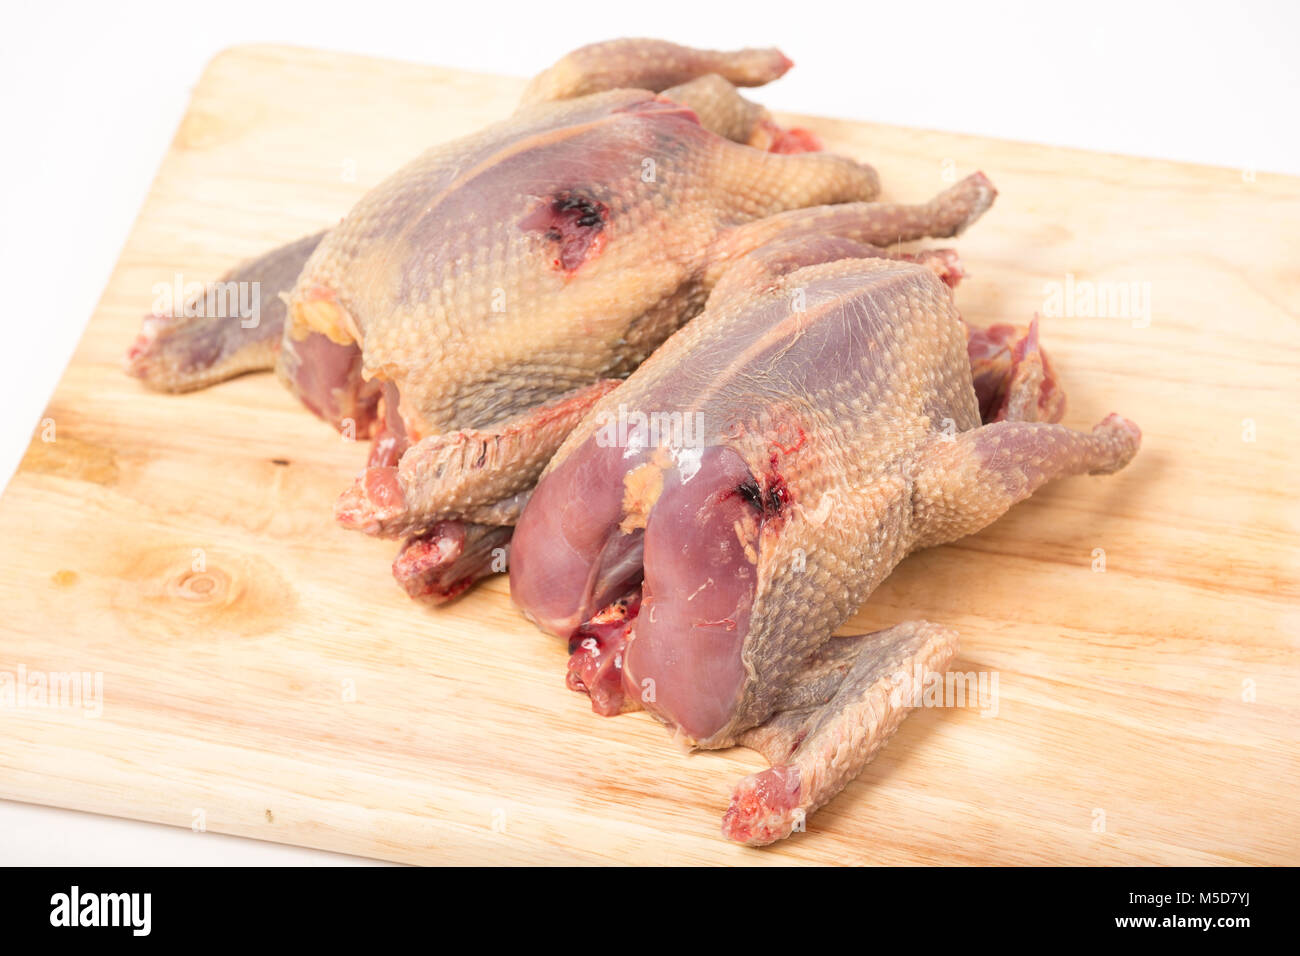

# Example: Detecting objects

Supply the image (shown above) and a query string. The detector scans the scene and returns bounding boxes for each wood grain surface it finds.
[0,44,1296,865]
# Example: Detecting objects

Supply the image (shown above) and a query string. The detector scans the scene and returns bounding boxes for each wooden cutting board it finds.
[1,44,1296,865]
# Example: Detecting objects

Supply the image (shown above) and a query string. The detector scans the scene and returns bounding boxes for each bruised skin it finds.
[519,191,610,273]
[511,255,1140,844]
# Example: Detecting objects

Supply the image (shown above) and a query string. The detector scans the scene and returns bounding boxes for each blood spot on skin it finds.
[765,458,793,514]
[756,423,804,518]
[734,477,763,510]
[770,426,807,456]
[727,466,791,520]
[716,419,805,526]
[521,191,609,273]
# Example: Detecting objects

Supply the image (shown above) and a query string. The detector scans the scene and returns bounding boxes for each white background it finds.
[1,0,1296,864]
